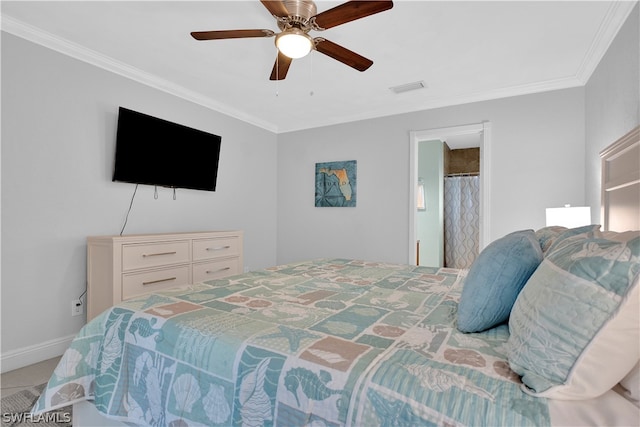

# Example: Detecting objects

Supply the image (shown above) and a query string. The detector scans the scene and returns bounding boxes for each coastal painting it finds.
[315,160,357,207]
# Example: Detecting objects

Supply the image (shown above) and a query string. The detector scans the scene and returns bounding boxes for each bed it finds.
[32,127,639,426]
[30,255,640,426]
[36,260,532,425]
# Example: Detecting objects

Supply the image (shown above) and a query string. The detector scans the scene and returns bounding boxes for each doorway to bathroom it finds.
[408,122,492,267]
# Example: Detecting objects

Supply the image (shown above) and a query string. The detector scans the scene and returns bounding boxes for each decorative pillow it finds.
[535,226,567,255]
[543,224,601,255]
[507,233,640,399]
[456,230,543,333]
[619,361,640,407]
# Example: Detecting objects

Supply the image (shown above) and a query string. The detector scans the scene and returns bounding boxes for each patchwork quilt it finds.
[33,259,549,426]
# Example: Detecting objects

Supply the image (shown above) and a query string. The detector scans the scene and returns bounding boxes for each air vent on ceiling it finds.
[389,81,426,94]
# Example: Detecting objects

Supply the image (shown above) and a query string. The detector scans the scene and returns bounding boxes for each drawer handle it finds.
[142,277,176,286]
[206,267,231,274]
[206,246,231,251]
[142,251,177,257]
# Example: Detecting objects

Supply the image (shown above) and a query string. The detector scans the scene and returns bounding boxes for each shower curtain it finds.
[444,175,480,269]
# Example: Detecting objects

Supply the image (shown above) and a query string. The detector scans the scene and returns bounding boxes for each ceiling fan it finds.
[191,0,394,80]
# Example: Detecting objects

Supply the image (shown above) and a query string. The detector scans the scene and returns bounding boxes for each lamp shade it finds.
[545,205,591,228]
[275,29,313,59]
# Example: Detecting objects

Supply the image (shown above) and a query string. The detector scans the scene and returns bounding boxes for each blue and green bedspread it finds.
[33,258,548,426]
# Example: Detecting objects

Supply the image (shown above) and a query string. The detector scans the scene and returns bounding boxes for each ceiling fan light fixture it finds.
[275,28,313,59]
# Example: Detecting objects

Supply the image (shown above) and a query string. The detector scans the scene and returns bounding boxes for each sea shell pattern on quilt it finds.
[99,313,126,375]
[51,382,85,406]
[33,259,551,427]
[203,383,231,424]
[172,374,201,413]
[239,358,273,427]
[54,348,83,380]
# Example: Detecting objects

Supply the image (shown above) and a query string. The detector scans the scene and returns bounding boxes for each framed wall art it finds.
[315,160,357,207]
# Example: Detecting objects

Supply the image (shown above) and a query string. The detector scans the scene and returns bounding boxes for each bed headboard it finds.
[600,125,640,232]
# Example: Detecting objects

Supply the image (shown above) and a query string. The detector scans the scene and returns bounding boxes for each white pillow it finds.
[507,233,640,399]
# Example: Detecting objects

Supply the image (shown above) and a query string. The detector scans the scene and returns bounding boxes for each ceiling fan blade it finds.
[260,0,290,18]
[191,29,275,40]
[313,1,393,30]
[314,38,373,72]
[270,51,293,80]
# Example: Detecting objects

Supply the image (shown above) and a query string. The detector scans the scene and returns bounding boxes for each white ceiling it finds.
[1,1,636,133]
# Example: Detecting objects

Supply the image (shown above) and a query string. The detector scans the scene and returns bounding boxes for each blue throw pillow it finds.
[457,230,543,333]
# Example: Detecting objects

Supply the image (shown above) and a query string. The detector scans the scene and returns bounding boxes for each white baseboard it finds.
[0,334,75,373]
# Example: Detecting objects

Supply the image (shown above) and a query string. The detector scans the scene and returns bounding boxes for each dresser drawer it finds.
[193,258,240,283]
[87,231,243,321]
[122,241,190,271]
[122,265,190,299]
[193,237,240,261]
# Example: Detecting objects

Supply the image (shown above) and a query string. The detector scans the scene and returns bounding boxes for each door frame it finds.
[408,122,492,265]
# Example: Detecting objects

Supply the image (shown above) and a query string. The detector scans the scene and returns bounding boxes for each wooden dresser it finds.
[86,230,243,321]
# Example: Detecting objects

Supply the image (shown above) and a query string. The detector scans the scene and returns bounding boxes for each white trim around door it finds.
[408,122,492,266]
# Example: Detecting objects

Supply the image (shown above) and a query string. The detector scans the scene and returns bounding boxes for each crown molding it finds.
[1,15,279,133]
[2,1,636,134]
[279,75,585,133]
[280,1,637,133]
[575,1,638,84]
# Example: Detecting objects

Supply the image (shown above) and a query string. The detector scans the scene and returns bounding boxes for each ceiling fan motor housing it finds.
[279,0,317,30]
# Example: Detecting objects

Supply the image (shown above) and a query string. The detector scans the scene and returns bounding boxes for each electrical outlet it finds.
[71,299,83,317]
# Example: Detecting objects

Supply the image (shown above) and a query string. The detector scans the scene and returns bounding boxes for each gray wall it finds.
[277,88,586,265]
[585,4,640,222]
[1,34,278,364]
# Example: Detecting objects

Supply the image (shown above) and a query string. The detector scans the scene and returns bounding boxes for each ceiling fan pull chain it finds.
[309,53,314,97]
[275,48,280,97]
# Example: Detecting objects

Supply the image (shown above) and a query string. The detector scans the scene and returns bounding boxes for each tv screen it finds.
[112,107,222,191]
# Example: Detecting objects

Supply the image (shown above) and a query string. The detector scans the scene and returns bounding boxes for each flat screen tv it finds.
[112,107,222,191]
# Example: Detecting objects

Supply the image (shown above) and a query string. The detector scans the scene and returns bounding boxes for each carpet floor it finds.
[0,384,71,427]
